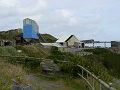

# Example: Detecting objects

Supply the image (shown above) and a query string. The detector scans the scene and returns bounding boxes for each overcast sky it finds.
[0,0,119,41]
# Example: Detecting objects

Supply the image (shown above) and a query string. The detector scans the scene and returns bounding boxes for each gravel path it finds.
[116,79,120,85]
[27,74,60,90]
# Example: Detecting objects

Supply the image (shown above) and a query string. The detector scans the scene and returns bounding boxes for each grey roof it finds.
[56,35,74,42]
[56,36,70,42]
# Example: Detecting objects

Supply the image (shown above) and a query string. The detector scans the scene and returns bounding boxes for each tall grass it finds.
[0,46,21,56]
[85,48,120,78]
[0,61,27,89]
[0,60,43,90]
[14,45,49,58]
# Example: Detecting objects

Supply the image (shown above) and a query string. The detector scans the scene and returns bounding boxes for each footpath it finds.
[26,74,62,90]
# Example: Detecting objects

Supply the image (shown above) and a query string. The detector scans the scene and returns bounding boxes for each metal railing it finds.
[0,54,116,90]
[77,64,116,90]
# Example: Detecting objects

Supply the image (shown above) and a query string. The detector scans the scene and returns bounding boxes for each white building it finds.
[56,35,84,48]
[41,35,85,52]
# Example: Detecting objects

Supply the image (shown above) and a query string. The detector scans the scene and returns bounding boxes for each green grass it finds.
[14,45,50,58]
[0,60,44,90]
[41,34,57,43]
[0,46,21,56]
[0,59,88,90]
[0,29,57,43]
[0,61,26,89]
[1,46,120,89]
[31,73,88,90]
[0,29,21,40]
[84,48,120,78]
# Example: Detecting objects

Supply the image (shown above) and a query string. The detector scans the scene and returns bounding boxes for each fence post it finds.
[77,64,116,90]
[92,77,94,89]
[87,73,88,80]
[99,83,101,90]
[82,69,84,76]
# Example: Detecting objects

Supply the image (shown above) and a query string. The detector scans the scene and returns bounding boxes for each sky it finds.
[0,0,120,41]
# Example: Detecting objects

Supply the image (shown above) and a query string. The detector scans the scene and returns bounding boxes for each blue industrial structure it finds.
[23,18,39,39]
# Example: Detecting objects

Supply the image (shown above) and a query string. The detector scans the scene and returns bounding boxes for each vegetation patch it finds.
[14,45,49,58]
[41,34,57,43]
[84,48,120,78]
[1,46,120,89]
[0,46,21,56]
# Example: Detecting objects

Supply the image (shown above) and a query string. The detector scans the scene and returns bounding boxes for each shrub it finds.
[0,46,20,56]
[14,45,49,58]
[85,48,120,78]
[47,48,115,82]
[24,58,40,70]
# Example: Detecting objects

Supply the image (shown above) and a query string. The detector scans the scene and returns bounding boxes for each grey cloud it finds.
[0,0,120,41]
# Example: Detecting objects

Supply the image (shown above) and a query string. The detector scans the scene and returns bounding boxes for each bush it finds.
[0,46,20,56]
[47,48,115,82]
[24,58,40,70]
[85,48,120,78]
[47,49,90,77]
[14,45,49,58]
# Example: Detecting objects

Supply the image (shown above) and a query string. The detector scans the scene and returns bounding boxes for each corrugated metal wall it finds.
[23,18,39,39]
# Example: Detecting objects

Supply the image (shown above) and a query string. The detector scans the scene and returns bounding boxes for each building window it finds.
[59,43,63,46]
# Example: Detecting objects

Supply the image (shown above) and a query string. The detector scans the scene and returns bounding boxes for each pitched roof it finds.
[56,35,74,42]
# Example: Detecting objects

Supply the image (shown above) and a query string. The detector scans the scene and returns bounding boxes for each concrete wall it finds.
[58,47,68,52]
[111,41,120,48]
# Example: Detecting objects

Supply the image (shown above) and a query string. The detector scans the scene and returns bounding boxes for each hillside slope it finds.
[84,48,120,77]
[0,46,88,90]
[41,34,57,43]
[0,60,45,90]
[0,29,22,40]
[0,45,50,58]
[0,29,57,43]
[14,45,50,58]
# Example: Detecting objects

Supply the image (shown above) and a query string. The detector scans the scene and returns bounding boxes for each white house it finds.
[56,35,84,48]
[41,35,85,52]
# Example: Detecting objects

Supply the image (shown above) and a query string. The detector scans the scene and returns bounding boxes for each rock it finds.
[116,79,120,85]
[11,85,23,90]
[11,85,34,90]
[23,85,34,90]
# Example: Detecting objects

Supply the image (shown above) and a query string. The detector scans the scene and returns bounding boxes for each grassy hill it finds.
[0,45,49,89]
[0,29,22,40]
[0,29,120,89]
[41,34,57,43]
[0,29,57,43]
[0,46,120,89]
[14,45,50,58]
[0,46,88,90]
[47,47,120,89]
[0,59,44,90]
[84,48,120,78]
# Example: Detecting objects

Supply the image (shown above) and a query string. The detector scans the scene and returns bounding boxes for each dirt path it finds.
[26,74,61,90]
